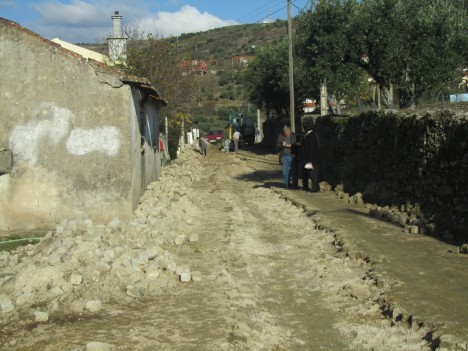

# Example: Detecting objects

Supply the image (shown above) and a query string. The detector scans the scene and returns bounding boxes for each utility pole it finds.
[288,0,295,132]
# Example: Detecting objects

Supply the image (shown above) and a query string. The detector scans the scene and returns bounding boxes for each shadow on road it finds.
[237,153,278,165]
[237,143,276,156]
[234,169,281,185]
[253,181,284,189]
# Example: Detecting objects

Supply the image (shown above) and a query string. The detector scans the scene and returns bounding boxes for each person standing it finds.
[233,129,241,154]
[290,126,304,189]
[277,126,296,189]
[199,137,208,157]
[301,119,320,192]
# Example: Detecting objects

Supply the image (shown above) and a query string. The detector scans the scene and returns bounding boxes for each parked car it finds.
[204,130,224,144]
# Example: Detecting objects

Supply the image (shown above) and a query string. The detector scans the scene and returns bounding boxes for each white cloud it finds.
[30,0,148,42]
[28,1,237,43]
[139,5,237,37]
[33,0,146,26]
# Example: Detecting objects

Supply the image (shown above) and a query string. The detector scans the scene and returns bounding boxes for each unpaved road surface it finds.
[1,147,455,350]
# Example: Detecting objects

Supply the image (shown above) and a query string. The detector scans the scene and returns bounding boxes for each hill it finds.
[82,21,288,132]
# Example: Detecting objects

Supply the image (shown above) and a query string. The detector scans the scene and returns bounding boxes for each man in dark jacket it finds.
[290,126,304,189]
[300,119,320,192]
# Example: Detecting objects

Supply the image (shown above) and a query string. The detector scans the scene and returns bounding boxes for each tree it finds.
[296,0,467,109]
[296,0,368,113]
[116,24,199,119]
[242,40,291,122]
[389,0,467,106]
[352,0,467,108]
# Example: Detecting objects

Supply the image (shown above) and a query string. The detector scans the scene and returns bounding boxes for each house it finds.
[0,16,165,231]
[181,59,208,75]
[303,98,317,113]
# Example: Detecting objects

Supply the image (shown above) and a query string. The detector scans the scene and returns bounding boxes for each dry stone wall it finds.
[314,109,468,242]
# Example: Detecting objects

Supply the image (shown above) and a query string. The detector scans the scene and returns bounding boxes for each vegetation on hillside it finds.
[93,21,289,136]
[84,0,466,146]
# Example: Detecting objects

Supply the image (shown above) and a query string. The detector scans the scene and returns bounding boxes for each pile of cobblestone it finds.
[0,148,203,325]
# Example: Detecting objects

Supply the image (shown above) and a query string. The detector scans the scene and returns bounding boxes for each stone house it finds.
[0,17,165,231]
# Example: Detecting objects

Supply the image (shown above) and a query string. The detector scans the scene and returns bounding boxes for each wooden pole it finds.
[288,0,296,132]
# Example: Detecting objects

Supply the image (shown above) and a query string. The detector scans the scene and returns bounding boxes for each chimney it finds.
[107,11,127,61]
[112,11,122,37]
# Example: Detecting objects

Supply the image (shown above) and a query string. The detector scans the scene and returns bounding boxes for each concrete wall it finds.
[0,19,161,231]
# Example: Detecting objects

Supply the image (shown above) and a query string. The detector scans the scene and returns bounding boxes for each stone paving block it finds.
[70,273,83,285]
[34,311,49,322]
[180,272,191,282]
[86,341,115,351]
[86,300,102,313]
[70,300,85,314]
[189,233,199,242]
[191,271,202,282]
[0,294,14,313]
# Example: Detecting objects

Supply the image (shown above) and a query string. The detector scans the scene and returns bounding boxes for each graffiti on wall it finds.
[9,104,122,165]
[66,126,121,156]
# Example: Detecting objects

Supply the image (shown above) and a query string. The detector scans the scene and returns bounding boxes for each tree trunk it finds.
[379,84,394,109]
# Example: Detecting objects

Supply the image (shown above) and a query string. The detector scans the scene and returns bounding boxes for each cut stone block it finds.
[0,294,14,313]
[86,300,102,313]
[34,311,49,322]
[180,272,191,282]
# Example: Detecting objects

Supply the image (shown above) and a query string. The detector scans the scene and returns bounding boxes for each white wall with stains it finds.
[0,19,161,231]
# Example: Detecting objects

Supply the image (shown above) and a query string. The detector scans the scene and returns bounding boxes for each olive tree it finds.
[296,0,368,113]
[296,0,467,108]
[242,40,292,122]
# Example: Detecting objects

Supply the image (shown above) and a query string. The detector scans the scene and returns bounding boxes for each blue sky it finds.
[0,0,310,43]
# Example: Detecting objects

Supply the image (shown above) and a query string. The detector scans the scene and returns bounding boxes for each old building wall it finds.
[0,19,156,231]
[128,89,163,211]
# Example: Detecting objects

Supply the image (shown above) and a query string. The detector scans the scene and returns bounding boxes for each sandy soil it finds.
[0,147,435,350]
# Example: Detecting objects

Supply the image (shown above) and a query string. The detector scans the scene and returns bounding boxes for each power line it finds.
[293,0,310,13]
[235,0,285,23]
[153,0,307,59]
[169,3,290,58]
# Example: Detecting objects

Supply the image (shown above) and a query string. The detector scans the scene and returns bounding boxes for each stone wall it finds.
[314,110,468,242]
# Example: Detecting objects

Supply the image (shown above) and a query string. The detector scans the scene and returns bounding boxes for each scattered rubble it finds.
[0,149,204,327]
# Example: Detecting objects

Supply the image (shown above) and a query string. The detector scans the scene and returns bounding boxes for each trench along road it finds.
[11,147,438,351]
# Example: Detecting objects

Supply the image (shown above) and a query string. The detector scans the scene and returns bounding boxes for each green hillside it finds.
[168,21,288,132]
[82,21,288,132]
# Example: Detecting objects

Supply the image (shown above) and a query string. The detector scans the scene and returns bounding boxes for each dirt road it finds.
[1,147,446,350]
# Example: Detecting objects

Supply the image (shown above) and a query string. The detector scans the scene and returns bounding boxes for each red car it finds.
[204,130,224,144]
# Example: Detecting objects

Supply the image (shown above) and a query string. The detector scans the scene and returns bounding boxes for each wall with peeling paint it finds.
[0,19,162,231]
